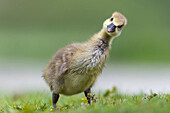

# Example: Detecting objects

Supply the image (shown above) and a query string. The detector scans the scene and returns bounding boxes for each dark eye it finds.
[117,25,123,28]
[110,17,113,21]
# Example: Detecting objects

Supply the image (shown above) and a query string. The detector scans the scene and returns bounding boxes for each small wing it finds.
[54,43,81,76]
[58,62,67,75]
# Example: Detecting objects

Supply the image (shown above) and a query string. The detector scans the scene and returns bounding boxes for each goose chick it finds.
[43,11,127,108]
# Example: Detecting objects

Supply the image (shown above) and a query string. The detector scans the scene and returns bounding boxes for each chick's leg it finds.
[84,88,92,105]
[52,93,59,108]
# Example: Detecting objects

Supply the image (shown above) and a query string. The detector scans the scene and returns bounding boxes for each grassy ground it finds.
[0,88,170,113]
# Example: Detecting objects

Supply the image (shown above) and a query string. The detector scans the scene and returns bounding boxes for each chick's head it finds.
[103,12,127,37]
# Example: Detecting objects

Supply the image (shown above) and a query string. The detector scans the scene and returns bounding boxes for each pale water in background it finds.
[0,60,170,95]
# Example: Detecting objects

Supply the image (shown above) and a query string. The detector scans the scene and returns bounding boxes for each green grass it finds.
[1,88,170,113]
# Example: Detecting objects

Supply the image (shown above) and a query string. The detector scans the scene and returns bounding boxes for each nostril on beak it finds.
[107,23,116,32]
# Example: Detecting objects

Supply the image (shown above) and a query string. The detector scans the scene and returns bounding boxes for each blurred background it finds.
[0,0,170,94]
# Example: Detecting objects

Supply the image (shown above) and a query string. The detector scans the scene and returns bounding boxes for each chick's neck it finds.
[89,28,114,47]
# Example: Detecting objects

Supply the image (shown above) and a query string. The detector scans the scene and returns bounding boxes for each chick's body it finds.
[43,37,109,95]
[43,11,127,107]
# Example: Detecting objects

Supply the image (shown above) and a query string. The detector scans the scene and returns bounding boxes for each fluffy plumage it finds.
[42,11,127,107]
